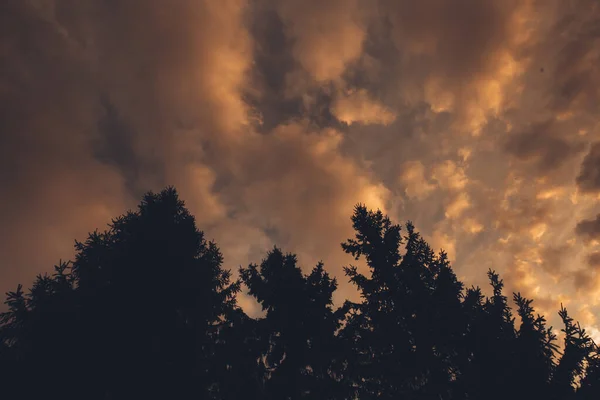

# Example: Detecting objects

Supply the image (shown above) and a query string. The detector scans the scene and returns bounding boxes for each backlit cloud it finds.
[2,0,600,332]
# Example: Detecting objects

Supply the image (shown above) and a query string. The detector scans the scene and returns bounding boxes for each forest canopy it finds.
[1,187,599,400]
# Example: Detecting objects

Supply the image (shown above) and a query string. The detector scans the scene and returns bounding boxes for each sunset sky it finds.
[1,0,600,339]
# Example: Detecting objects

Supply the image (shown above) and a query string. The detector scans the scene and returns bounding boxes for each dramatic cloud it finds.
[588,251,600,266]
[577,142,600,193]
[398,161,435,200]
[276,0,366,84]
[331,89,396,126]
[504,120,586,170]
[576,215,600,241]
[2,0,600,330]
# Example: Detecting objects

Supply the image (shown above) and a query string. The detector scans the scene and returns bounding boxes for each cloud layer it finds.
[2,0,600,330]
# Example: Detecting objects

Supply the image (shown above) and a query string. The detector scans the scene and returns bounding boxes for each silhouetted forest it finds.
[1,187,599,399]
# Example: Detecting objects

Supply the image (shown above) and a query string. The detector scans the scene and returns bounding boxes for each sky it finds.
[1,0,600,339]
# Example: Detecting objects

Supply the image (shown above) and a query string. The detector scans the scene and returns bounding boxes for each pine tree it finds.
[240,247,342,399]
[553,306,594,400]
[464,271,517,400]
[1,188,241,400]
[512,293,557,399]
[577,341,600,398]
[339,205,466,399]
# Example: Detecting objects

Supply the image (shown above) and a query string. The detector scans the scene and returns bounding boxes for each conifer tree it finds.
[240,247,342,399]
[339,206,467,399]
[553,306,594,400]
[512,293,557,400]
[1,190,599,399]
[577,341,600,398]
[1,188,240,400]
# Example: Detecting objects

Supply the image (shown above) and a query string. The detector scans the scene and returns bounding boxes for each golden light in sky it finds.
[1,0,600,340]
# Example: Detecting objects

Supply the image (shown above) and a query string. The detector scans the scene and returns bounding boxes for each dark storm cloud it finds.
[245,2,303,132]
[577,142,600,193]
[504,120,586,170]
[384,0,517,78]
[547,2,600,116]
[533,1,600,190]
[575,215,600,240]
[540,244,570,277]
[93,96,154,197]
[587,251,600,267]
[572,249,600,293]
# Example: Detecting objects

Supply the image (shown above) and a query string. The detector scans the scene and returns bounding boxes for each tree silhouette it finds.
[240,247,342,399]
[1,188,240,399]
[339,206,468,399]
[1,188,599,399]
[552,306,595,400]
[577,340,600,398]
[512,292,558,399]
[466,270,518,400]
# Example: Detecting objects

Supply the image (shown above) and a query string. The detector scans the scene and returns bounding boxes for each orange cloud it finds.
[332,89,396,126]
[2,0,600,340]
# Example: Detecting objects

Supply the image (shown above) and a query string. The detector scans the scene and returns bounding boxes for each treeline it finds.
[1,187,599,399]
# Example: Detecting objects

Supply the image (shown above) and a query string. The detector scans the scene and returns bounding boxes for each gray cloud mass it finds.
[2,0,600,329]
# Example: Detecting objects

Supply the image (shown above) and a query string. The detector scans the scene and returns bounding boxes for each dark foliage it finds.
[1,188,599,399]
